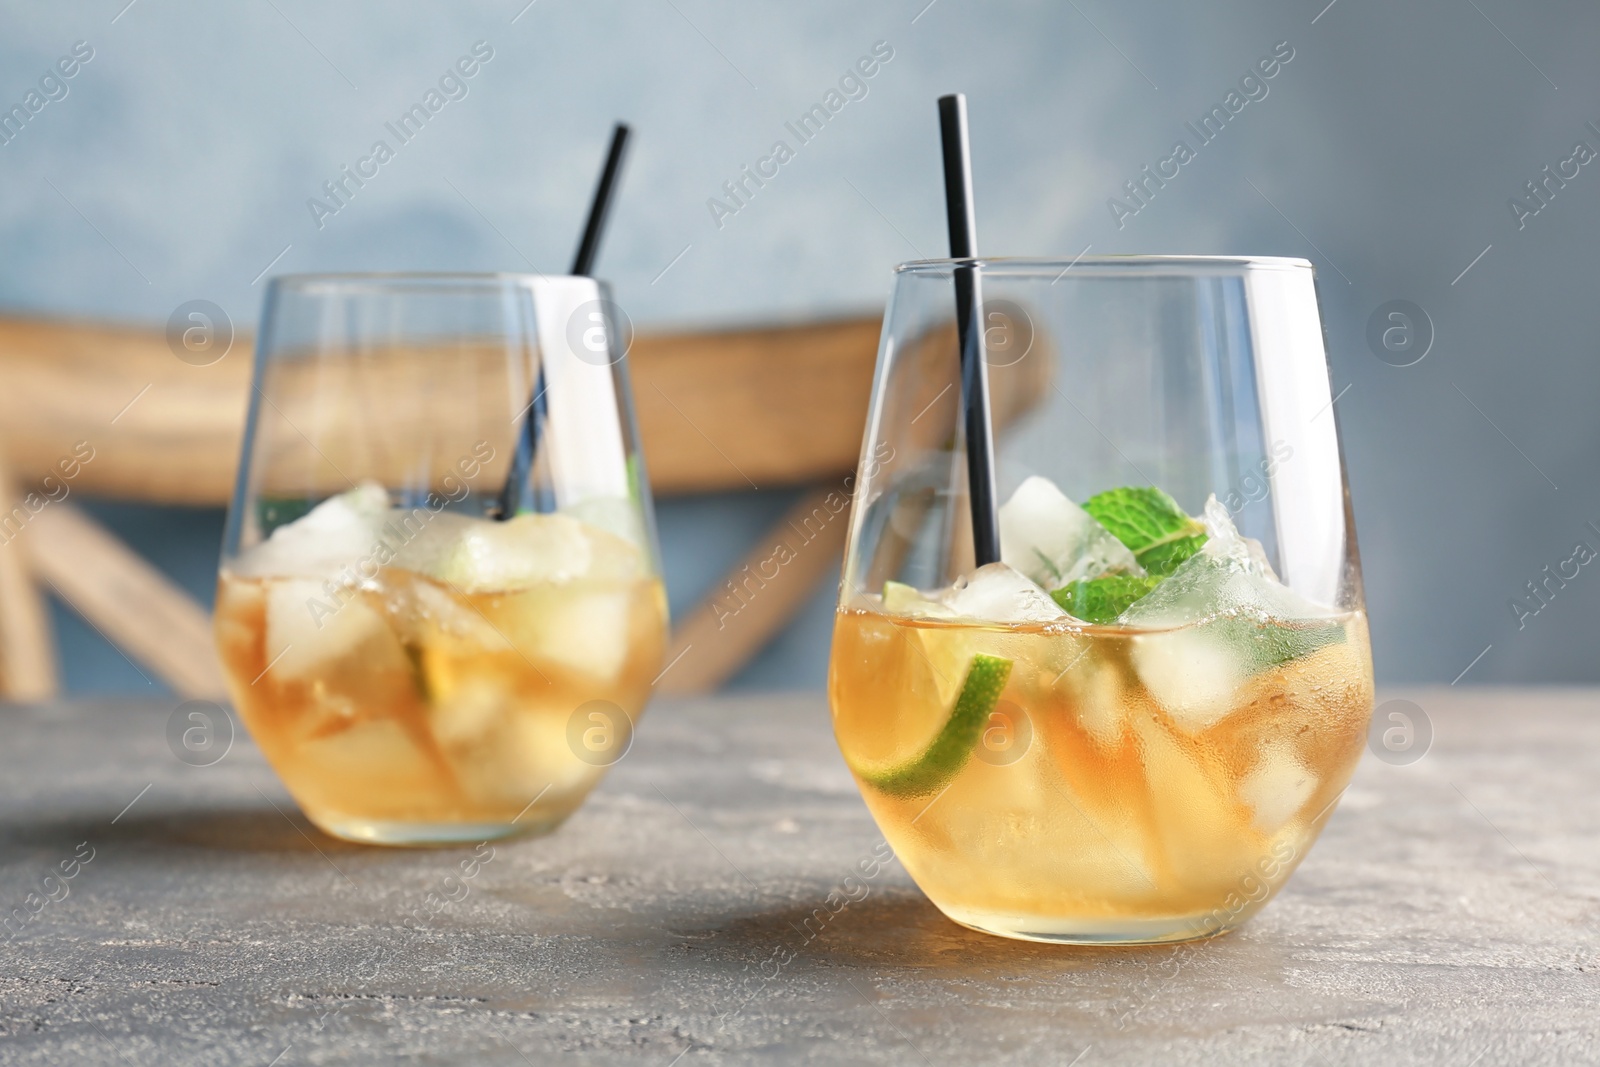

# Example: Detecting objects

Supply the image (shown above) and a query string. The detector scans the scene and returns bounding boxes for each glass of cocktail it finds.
[216,273,666,845]
[830,256,1373,944]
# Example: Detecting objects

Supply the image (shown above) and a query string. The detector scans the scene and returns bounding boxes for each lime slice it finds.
[883,580,929,611]
[854,653,1013,798]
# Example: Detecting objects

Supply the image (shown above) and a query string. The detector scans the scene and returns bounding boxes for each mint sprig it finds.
[1083,487,1207,577]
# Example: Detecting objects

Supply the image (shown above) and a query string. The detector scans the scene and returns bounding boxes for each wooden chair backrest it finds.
[0,314,884,503]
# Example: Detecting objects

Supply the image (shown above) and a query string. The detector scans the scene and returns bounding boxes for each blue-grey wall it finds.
[3,0,1598,690]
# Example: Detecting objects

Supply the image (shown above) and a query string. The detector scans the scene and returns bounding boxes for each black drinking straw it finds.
[496,122,632,520]
[937,94,1001,566]
[571,123,632,276]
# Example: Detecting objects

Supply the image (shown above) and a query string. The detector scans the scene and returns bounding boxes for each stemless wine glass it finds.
[830,256,1374,944]
[216,273,666,845]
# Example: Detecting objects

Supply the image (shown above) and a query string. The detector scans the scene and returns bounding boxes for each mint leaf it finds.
[1052,575,1162,624]
[1136,533,1208,577]
[1083,487,1207,576]
[1208,616,1347,673]
[256,497,315,537]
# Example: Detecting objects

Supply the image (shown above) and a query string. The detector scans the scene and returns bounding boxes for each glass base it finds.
[942,904,1243,946]
[311,812,568,847]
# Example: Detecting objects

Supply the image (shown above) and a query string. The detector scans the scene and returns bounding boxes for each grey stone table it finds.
[1,690,1596,1065]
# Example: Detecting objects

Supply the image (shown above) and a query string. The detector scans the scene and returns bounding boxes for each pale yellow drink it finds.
[829,606,1373,942]
[216,504,666,844]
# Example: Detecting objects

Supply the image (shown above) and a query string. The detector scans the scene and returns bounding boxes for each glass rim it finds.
[893,254,1314,276]
[265,270,581,294]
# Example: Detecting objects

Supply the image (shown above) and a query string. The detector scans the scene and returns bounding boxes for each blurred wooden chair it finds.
[0,315,880,699]
[0,311,1046,700]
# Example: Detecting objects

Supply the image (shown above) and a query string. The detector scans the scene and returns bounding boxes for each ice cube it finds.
[494,710,595,797]
[933,722,1160,898]
[881,580,959,620]
[427,678,593,804]
[379,573,504,651]
[214,577,265,665]
[264,577,404,681]
[1129,625,1245,732]
[1122,497,1341,730]
[999,475,1143,588]
[1060,652,1129,749]
[296,718,447,805]
[1120,496,1335,628]
[1239,742,1317,834]
[381,510,479,580]
[496,586,634,681]
[560,496,647,553]
[429,675,504,749]
[1132,712,1259,889]
[942,562,1069,625]
[231,482,390,578]
[393,512,644,593]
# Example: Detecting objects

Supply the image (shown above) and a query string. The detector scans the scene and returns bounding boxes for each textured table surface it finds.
[0,690,1596,1065]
